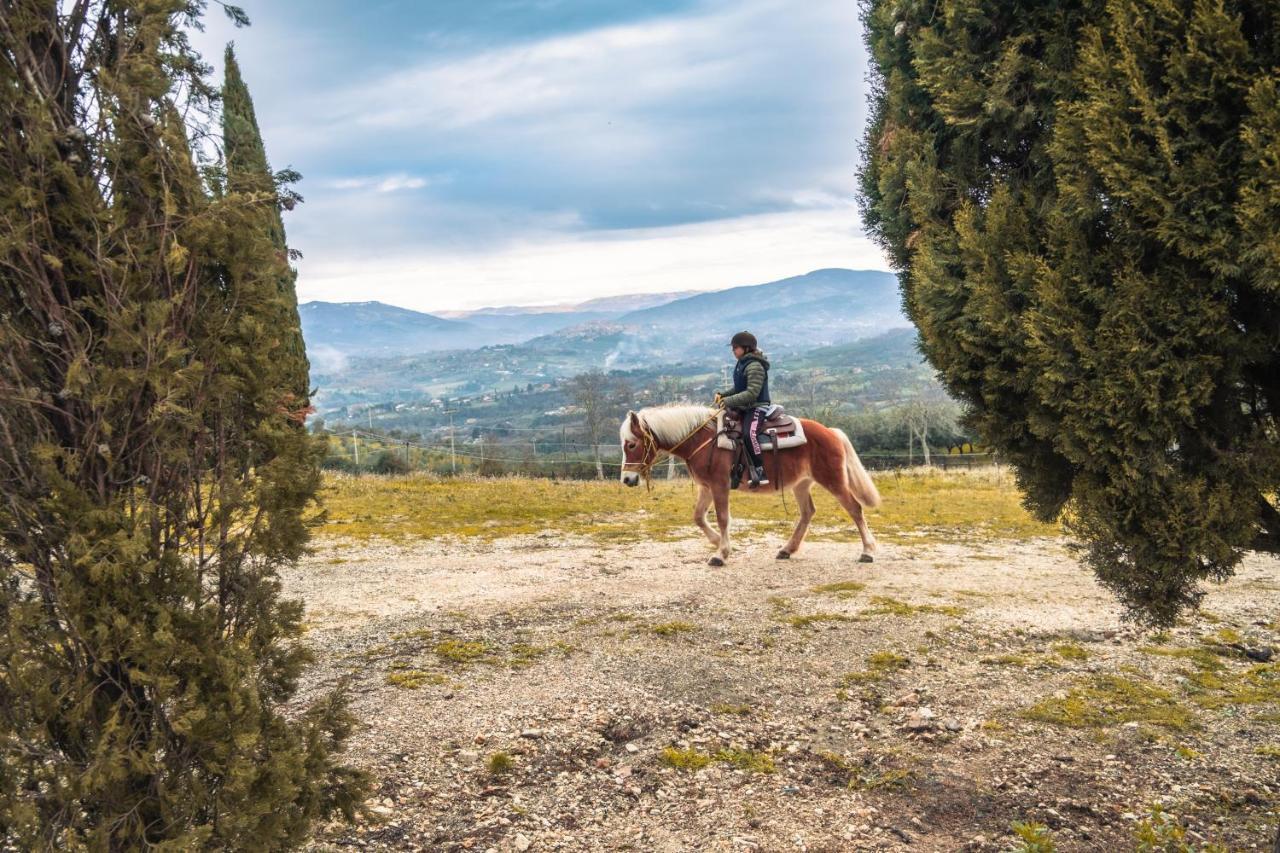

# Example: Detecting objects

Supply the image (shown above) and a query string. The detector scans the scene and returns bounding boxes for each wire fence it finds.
[321,428,996,479]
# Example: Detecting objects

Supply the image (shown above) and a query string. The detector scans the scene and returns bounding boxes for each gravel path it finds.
[289,531,1280,852]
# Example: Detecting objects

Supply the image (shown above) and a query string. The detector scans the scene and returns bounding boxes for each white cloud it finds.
[294,204,890,312]
[327,173,433,192]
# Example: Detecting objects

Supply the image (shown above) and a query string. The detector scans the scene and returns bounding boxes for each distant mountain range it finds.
[300,269,907,372]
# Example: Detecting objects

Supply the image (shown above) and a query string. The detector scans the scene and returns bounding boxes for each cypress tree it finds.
[0,2,365,847]
[222,43,310,405]
[858,0,1280,625]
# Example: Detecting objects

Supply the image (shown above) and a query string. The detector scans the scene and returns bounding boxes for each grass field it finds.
[316,467,1058,543]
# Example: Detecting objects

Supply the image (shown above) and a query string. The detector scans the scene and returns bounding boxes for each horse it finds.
[618,405,881,566]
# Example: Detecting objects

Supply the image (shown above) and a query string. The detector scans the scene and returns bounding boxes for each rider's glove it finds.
[713,393,724,408]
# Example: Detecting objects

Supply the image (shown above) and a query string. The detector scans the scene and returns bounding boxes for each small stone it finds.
[514,834,532,852]
[625,743,639,753]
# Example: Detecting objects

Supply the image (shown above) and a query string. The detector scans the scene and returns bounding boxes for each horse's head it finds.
[619,410,657,487]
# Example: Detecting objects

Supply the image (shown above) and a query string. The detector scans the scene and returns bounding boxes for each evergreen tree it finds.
[222,43,310,405]
[858,0,1280,625]
[0,2,365,847]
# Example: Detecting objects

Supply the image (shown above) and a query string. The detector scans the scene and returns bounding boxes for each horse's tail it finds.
[832,428,881,509]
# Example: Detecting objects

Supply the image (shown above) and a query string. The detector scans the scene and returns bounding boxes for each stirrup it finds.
[749,465,768,488]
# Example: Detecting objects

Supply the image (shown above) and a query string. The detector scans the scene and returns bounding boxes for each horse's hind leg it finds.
[833,488,878,563]
[693,484,719,547]
[777,480,816,560]
[708,485,731,567]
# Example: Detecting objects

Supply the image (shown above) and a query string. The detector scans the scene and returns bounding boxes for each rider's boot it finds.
[745,445,769,488]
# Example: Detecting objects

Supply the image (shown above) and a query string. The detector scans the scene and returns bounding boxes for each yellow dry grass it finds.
[316,467,1058,543]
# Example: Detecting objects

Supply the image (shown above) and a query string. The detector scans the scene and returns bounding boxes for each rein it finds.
[628,410,720,488]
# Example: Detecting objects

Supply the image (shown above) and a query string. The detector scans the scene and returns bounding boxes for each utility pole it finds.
[352,430,359,466]
[444,409,457,475]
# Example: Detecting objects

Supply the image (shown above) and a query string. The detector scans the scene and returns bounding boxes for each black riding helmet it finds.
[730,331,757,351]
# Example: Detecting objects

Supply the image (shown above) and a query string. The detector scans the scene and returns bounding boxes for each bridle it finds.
[623,411,721,488]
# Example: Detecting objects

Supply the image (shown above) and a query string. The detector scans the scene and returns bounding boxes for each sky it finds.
[192,0,889,313]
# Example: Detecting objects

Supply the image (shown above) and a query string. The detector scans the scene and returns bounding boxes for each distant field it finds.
[316,467,1057,543]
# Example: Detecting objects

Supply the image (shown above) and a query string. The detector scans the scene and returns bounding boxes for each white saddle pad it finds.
[716,412,808,451]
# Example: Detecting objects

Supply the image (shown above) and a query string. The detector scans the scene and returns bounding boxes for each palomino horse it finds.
[619,405,881,566]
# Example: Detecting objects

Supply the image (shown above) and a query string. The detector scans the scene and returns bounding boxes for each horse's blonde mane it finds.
[623,404,716,447]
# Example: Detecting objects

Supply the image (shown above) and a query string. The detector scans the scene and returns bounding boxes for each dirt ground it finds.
[290,526,1280,852]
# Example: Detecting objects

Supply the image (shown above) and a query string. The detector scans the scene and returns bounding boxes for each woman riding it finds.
[714,331,771,488]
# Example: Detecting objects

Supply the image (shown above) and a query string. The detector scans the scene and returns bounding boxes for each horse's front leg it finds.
[778,479,816,559]
[692,484,719,547]
[708,485,731,566]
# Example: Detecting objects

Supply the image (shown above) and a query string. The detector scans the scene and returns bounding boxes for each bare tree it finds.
[899,385,956,467]
[566,370,632,479]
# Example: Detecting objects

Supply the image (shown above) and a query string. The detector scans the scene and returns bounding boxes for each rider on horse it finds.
[714,331,771,488]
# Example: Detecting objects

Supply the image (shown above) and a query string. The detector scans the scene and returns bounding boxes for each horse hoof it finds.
[858,553,875,564]
[776,550,791,560]
[708,556,725,567]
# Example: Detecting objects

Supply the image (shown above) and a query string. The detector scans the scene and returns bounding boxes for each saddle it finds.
[716,404,807,452]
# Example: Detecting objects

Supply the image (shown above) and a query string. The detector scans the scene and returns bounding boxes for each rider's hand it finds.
[713,393,724,408]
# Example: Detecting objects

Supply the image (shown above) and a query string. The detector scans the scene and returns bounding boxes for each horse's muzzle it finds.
[620,471,640,487]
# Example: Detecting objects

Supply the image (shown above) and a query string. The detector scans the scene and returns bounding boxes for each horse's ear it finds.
[627,410,642,432]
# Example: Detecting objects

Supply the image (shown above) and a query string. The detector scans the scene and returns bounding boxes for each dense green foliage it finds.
[858,0,1280,624]
[0,2,364,847]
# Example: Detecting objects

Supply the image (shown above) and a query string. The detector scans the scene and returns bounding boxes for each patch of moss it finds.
[1256,744,1280,760]
[980,654,1033,667]
[712,748,775,774]
[508,641,575,668]
[1138,644,1225,669]
[486,751,514,775]
[660,746,713,771]
[385,668,449,689]
[661,746,774,774]
[1188,662,1280,708]
[646,621,698,637]
[866,650,911,671]
[1213,627,1243,645]
[433,639,492,664]
[1144,641,1280,709]
[841,651,911,688]
[1022,673,1196,731]
[861,596,965,618]
[1052,643,1089,661]
[710,703,752,716]
[810,580,866,598]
